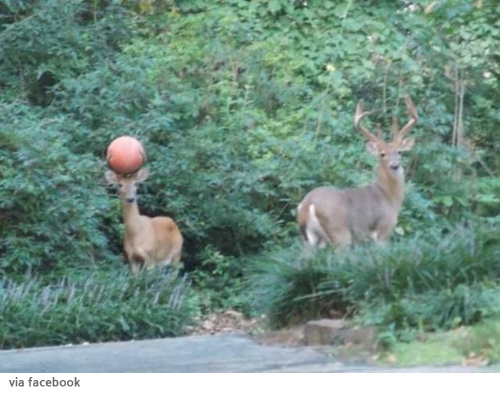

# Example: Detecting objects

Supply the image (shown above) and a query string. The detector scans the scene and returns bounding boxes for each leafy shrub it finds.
[248,243,343,328]
[191,246,249,313]
[0,268,197,349]
[1,0,499,345]
[0,101,121,276]
[3,0,499,276]
[0,0,131,105]
[249,225,500,330]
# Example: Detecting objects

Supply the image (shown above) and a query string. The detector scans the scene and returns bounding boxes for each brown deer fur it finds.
[297,96,418,248]
[105,169,183,273]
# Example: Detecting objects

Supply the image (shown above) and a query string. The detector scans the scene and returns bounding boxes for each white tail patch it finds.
[305,204,328,248]
[297,95,418,248]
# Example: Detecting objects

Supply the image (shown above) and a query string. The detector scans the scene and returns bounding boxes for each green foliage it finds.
[459,317,500,363]
[249,225,500,330]
[1,0,499,347]
[191,246,249,313]
[0,268,197,349]
[3,0,499,272]
[387,317,500,366]
[249,244,338,328]
[0,0,131,105]
[0,101,120,276]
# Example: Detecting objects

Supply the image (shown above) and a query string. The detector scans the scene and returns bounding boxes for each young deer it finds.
[105,169,183,273]
[297,96,418,248]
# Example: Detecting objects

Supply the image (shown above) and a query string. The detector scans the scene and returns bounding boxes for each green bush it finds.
[190,246,250,314]
[0,0,130,105]
[2,0,499,275]
[0,102,121,276]
[249,225,500,330]
[0,268,197,349]
[50,0,499,270]
[248,243,339,328]
[1,0,499,346]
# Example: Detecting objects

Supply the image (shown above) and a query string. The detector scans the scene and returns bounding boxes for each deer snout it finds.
[387,154,402,171]
[122,187,137,204]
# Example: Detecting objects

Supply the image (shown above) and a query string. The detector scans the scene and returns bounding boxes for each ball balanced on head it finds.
[107,136,146,174]
[104,136,183,273]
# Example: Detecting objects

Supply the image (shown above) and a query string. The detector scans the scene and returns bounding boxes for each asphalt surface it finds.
[1,334,498,373]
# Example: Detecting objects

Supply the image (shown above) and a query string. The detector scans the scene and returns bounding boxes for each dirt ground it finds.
[185,310,263,336]
[186,310,380,366]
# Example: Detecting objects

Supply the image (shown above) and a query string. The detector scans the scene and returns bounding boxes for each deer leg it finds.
[330,230,352,249]
[170,246,182,267]
[374,219,397,243]
[129,252,147,273]
[125,249,140,275]
[143,253,158,271]
[156,243,182,269]
[129,262,140,275]
[167,251,182,274]
[145,263,156,271]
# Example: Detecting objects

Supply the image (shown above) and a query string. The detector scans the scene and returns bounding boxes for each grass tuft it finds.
[0,268,198,349]
[249,225,500,331]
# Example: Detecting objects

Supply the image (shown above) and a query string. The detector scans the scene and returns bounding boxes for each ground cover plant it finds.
[0,269,197,349]
[0,0,499,350]
[249,225,500,331]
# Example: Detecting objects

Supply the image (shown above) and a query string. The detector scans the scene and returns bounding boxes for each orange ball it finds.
[106,136,146,174]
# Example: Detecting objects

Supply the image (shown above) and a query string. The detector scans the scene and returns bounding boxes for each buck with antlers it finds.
[297,96,418,248]
[105,168,183,273]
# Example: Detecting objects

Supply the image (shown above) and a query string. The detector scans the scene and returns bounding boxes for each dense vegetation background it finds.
[0,0,499,350]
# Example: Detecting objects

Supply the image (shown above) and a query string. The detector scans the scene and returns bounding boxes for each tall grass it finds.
[249,250,338,327]
[249,225,500,330]
[0,269,197,349]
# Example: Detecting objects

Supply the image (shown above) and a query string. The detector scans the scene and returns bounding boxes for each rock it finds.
[257,325,305,346]
[201,320,215,330]
[223,310,243,318]
[303,319,346,346]
[337,326,378,347]
[189,310,261,335]
[387,353,397,363]
[328,309,344,319]
[303,320,378,347]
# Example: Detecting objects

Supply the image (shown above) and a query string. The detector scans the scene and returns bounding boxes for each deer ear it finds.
[136,168,150,182]
[365,141,379,156]
[399,137,415,152]
[105,170,118,185]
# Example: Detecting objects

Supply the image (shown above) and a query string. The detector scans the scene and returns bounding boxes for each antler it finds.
[354,100,378,142]
[376,123,383,140]
[395,96,418,141]
[391,116,399,140]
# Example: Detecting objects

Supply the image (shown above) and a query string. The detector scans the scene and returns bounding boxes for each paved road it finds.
[0,334,498,373]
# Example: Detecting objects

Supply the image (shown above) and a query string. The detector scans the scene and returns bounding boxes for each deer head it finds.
[297,96,419,249]
[105,168,150,204]
[355,96,418,176]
